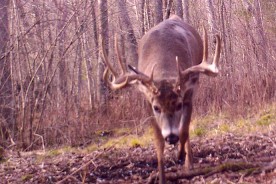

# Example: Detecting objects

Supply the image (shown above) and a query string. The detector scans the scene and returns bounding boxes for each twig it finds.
[147,162,260,183]
[23,133,45,152]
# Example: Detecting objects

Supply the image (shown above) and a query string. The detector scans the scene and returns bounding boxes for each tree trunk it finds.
[0,0,14,146]
[97,0,108,108]
[252,0,268,64]
[175,0,183,18]
[164,0,173,19]
[241,0,268,65]
[154,0,163,25]
[183,0,190,23]
[136,0,145,36]
[145,0,153,29]
[205,0,217,35]
[117,0,138,66]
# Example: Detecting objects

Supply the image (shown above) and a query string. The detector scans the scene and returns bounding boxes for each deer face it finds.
[141,79,195,145]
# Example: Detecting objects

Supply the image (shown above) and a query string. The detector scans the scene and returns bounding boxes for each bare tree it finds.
[205,0,217,35]
[97,0,108,107]
[252,0,268,64]
[0,0,13,146]
[183,0,190,23]
[117,0,138,66]
[175,0,183,18]
[154,0,163,25]
[136,0,145,36]
[242,0,268,64]
[164,0,173,19]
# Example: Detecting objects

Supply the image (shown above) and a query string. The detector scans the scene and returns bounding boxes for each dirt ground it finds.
[1,128,276,184]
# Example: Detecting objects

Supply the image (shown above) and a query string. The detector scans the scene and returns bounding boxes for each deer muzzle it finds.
[161,117,180,145]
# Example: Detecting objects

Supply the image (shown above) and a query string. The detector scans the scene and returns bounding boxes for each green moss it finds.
[62,146,77,153]
[83,144,98,153]
[47,149,62,157]
[130,138,142,148]
[218,124,230,132]
[35,147,70,163]
[35,154,46,164]
[241,167,258,175]
[102,136,127,148]
[21,174,33,182]
[256,113,275,126]
[100,128,152,149]
[190,115,215,137]
[113,128,131,136]
[218,162,254,172]
[192,127,206,137]
[237,119,249,128]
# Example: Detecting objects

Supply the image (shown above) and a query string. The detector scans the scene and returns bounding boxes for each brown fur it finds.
[155,80,179,113]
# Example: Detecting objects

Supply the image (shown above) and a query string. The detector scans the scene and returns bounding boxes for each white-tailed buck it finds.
[102,15,221,183]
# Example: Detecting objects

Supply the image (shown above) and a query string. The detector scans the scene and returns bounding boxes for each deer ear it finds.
[183,89,194,102]
[137,82,154,102]
[181,73,199,91]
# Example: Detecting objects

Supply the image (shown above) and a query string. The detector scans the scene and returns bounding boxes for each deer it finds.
[101,15,221,184]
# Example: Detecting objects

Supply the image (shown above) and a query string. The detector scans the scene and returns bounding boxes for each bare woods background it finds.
[0,0,275,149]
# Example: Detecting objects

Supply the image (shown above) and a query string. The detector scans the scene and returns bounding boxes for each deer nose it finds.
[165,134,179,145]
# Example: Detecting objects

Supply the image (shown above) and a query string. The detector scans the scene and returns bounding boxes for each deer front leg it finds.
[152,123,165,184]
[184,136,193,170]
[178,130,193,171]
[178,104,193,171]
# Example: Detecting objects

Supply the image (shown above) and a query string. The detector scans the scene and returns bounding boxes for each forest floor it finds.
[1,111,276,183]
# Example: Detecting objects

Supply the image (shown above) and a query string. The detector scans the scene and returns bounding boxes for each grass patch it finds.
[130,138,142,148]
[21,174,33,182]
[113,127,132,136]
[83,144,98,153]
[35,146,79,163]
[217,124,230,132]
[102,133,151,149]
[82,126,154,151]
[47,149,62,157]
[191,104,276,138]
[192,127,206,137]
[191,113,228,138]
[256,113,275,126]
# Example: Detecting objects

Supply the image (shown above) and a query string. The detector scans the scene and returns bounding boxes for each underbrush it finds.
[6,103,275,158]
[191,103,276,138]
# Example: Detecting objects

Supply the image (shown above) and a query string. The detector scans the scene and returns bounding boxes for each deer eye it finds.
[153,105,161,113]
[176,103,182,111]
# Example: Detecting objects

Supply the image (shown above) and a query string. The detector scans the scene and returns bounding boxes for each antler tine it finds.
[213,35,221,67]
[100,38,118,77]
[180,33,221,78]
[128,64,158,92]
[103,67,129,90]
[101,36,129,90]
[202,27,208,63]
[114,35,126,74]
[150,64,156,82]
[102,35,158,91]
[128,64,154,85]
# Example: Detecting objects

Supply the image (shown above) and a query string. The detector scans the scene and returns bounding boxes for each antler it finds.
[101,36,155,90]
[179,28,221,81]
